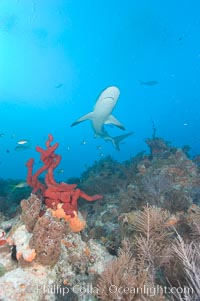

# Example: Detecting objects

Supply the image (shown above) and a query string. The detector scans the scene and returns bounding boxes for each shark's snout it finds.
[101,86,120,101]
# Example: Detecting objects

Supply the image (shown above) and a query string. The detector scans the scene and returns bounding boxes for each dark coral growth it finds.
[164,188,191,213]
[146,136,173,157]
[80,156,130,194]
[29,212,66,265]
[190,186,200,206]
[141,171,172,204]
[0,178,30,218]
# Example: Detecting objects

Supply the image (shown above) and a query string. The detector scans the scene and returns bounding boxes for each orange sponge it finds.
[52,204,86,232]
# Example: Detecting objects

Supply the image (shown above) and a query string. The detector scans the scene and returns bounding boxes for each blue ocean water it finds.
[0,0,200,181]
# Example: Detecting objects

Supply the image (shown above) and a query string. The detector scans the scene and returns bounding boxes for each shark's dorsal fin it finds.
[104,114,125,130]
[71,112,93,127]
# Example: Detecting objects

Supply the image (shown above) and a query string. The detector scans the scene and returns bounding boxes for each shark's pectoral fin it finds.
[71,112,93,127]
[104,114,125,130]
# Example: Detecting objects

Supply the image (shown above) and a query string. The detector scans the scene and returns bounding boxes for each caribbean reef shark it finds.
[71,86,133,150]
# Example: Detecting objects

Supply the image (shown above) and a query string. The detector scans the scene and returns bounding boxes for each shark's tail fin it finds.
[111,131,133,151]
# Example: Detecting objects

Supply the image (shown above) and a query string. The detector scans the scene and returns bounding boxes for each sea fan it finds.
[172,232,200,300]
[96,239,147,301]
[133,205,174,279]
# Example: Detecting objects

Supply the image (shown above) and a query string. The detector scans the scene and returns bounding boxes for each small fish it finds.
[177,33,185,41]
[57,169,64,174]
[97,145,102,150]
[6,149,10,154]
[139,80,159,86]
[55,83,63,89]
[17,139,29,145]
[9,181,28,192]
[66,145,71,151]
[0,133,4,138]
[81,140,87,145]
[15,144,30,151]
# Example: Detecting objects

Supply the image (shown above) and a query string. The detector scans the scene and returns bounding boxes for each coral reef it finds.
[77,136,200,300]
[0,135,200,300]
[0,220,113,300]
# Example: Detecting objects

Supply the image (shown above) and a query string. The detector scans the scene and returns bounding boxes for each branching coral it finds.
[172,204,200,300]
[172,232,200,301]
[133,205,174,280]
[96,239,147,301]
[96,237,171,301]
[120,204,200,300]
[119,205,177,285]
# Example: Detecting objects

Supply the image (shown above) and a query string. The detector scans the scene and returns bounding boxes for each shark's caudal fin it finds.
[71,112,93,127]
[106,131,133,151]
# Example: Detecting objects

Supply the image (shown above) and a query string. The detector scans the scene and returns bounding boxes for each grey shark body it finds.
[71,86,133,150]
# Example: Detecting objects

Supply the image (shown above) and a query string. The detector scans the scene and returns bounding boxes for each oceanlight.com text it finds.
[35,283,194,297]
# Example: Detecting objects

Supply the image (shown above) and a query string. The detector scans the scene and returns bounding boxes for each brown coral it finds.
[21,194,42,232]
[29,212,65,265]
